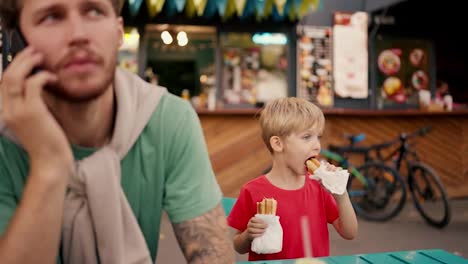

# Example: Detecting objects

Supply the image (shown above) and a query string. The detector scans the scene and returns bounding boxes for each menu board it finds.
[374,37,433,108]
[296,26,333,107]
[333,11,368,99]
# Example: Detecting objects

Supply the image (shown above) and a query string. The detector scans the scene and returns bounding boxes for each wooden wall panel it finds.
[325,116,468,198]
[200,114,468,199]
[200,116,271,197]
[463,120,468,191]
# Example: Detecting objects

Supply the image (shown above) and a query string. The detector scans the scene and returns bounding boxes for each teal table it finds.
[222,197,236,216]
[237,249,468,264]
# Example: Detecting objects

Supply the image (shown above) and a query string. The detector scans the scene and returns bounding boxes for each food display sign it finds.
[375,37,433,108]
[296,25,333,107]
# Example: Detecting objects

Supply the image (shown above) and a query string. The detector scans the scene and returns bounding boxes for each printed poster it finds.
[333,11,368,99]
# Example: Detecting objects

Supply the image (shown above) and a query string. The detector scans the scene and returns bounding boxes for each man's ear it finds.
[117,17,124,47]
[270,136,283,152]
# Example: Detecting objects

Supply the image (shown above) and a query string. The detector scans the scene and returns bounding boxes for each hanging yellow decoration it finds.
[129,0,321,21]
[298,0,320,19]
[146,0,165,18]
[234,0,247,17]
[256,0,274,21]
[185,0,197,17]
[193,0,208,16]
[311,0,320,11]
[288,0,296,21]
[223,0,237,20]
[274,0,287,16]
[263,0,274,19]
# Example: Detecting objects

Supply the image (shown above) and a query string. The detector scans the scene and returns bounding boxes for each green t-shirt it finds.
[0,93,222,262]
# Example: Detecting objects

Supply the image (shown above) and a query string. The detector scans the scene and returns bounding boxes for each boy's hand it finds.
[333,190,349,200]
[313,161,349,196]
[245,217,267,241]
[324,162,338,172]
[313,162,337,192]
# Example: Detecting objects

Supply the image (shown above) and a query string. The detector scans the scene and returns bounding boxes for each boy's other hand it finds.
[245,217,268,241]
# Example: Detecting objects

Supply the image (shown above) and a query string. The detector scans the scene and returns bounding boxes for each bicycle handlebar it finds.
[329,126,432,155]
[418,126,432,136]
[402,126,432,141]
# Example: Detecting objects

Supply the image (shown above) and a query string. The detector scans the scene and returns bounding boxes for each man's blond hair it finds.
[259,97,325,153]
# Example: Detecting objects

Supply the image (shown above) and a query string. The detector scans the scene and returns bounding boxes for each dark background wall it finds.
[369,0,468,104]
[299,0,467,106]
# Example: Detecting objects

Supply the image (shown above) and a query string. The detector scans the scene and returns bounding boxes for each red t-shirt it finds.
[227,175,339,261]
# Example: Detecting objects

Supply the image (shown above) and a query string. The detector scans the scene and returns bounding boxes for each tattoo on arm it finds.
[172,204,235,264]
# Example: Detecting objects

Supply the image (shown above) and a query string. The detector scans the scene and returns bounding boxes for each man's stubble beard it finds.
[45,56,117,104]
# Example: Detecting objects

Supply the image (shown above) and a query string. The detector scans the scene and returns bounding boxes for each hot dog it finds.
[306,158,320,173]
[257,198,277,215]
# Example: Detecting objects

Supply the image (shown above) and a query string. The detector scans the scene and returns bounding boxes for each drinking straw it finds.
[300,215,313,258]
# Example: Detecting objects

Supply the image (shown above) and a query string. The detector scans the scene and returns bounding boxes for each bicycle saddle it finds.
[344,133,366,145]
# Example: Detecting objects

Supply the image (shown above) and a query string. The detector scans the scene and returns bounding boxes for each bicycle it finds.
[262,149,407,222]
[320,149,407,222]
[329,127,451,228]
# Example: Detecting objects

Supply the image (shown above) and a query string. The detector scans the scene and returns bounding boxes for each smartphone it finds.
[2,27,41,74]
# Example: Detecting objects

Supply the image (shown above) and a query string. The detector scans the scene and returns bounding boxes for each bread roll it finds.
[257,198,278,215]
[306,158,320,173]
[271,199,277,215]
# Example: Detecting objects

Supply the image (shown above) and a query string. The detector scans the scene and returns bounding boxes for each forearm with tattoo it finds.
[172,204,235,264]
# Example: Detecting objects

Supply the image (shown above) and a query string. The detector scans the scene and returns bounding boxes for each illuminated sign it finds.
[252,33,287,45]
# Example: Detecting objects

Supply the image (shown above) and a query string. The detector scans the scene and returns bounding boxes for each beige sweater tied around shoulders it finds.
[0,68,166,264]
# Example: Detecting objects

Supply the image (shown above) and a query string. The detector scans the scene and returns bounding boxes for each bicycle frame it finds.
[320,149,368,187]
[322,147,405,195]
[376,134,421,176]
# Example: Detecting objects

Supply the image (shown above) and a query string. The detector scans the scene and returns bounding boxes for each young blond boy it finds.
[227,97,358,261]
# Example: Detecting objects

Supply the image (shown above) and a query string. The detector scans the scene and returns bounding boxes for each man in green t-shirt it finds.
[0,0,234,263]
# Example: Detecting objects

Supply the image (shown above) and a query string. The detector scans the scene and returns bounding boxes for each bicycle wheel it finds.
[348,161,407,222]
[408,163,451,228]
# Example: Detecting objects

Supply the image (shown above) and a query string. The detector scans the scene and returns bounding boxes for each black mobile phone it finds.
[2,27,41,74]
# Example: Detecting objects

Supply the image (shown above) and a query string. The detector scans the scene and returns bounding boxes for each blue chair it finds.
[222,197,236,216]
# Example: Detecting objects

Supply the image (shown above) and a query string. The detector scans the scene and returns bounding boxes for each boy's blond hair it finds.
[259,97,325,153]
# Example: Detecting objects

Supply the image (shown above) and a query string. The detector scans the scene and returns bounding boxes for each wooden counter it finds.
[197,107,468,116]
[198,108,468,198]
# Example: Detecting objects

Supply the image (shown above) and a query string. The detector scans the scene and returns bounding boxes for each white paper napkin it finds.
[310,161,349,195]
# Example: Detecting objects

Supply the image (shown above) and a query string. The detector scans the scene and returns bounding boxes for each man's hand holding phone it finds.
[1,46,74,174]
